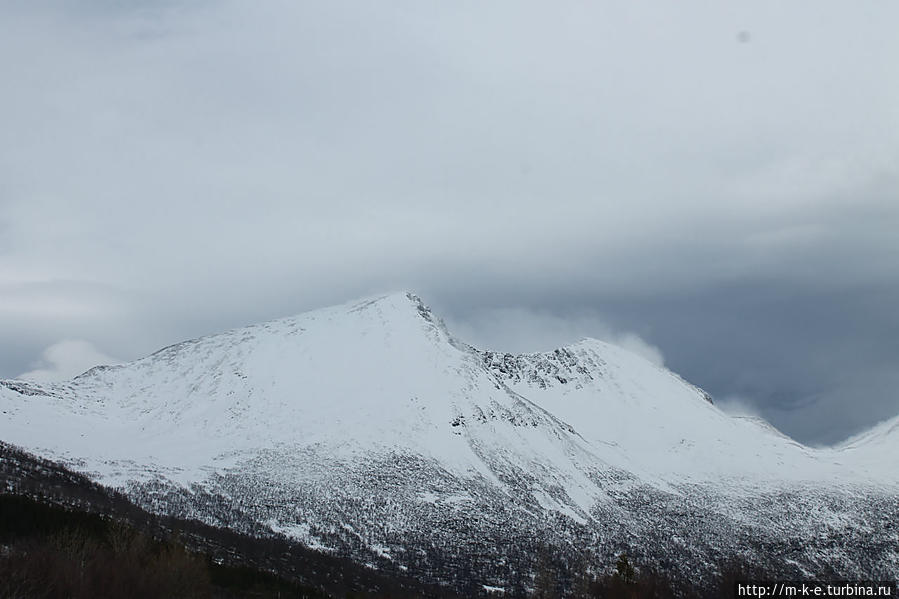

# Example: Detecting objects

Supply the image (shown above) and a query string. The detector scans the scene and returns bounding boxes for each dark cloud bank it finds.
[1,1,897,445]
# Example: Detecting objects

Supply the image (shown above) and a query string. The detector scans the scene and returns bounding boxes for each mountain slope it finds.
[2,294,611,506]
[482,339,867,485]
[2,292,897,592]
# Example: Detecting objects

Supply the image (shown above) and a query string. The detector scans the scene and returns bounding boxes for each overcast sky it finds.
[2,1,897,445]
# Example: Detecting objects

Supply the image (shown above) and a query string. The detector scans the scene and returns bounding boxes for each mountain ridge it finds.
[2,291,897,592]
[2,290,896,485]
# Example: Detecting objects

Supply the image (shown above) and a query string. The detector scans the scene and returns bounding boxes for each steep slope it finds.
[481,340,864,485]
[2,292,897,592]
[831,413,899,478]
[1,294,609,506]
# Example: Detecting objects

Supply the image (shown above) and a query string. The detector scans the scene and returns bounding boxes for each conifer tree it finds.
[615,552,635,585]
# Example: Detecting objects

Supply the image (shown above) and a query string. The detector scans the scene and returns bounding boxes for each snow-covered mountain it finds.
[2,292,897,591]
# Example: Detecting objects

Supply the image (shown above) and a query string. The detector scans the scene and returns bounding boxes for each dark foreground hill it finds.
[5,442,892,599]
[0,442,465,599]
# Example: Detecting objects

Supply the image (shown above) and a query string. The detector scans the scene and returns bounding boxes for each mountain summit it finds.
[2,292,896,590]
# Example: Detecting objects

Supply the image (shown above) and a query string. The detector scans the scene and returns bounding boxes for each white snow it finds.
[1,290,896,531]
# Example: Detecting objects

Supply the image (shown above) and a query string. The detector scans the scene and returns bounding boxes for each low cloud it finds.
[716,395,766,419]
[17,340,120,383]
[612,332,666,368]
[445,307,665,367]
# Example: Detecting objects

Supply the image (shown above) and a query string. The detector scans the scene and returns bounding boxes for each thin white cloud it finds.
[716,395,765,419]
[446,308,665,367]
[17,340,120,383]
[612,332,665,368]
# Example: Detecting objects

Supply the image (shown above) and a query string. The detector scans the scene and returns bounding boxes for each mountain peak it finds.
[339,291,463,348]
[345,290,431,317]
[2,290,897,590]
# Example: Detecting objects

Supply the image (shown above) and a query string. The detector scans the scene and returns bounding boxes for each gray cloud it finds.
[1,1,897,444]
